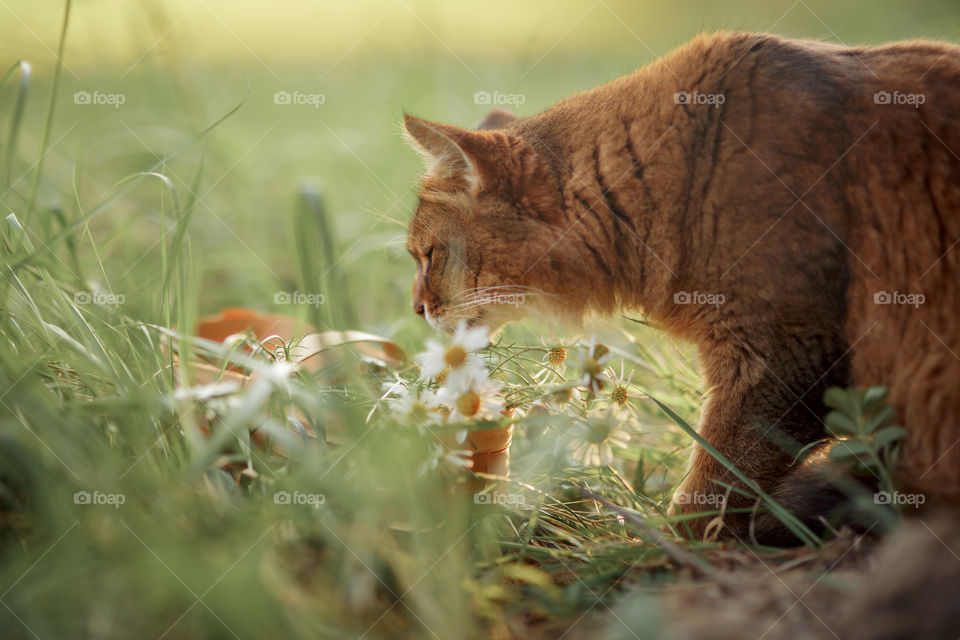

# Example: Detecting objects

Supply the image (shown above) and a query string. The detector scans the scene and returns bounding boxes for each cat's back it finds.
[534,31,960,132]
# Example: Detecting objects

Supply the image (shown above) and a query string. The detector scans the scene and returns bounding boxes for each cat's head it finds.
[404,110,580,334]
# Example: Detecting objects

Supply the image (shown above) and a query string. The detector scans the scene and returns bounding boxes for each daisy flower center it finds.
[456,390,481,417]
[444,345,468,368]
[548,346,567,366]
[612,386,628,406]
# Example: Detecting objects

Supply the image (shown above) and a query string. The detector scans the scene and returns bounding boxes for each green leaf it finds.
[862,386,889,413]
[824,387,860,422]
[872,425,907,450]
[825,410,860,436]
[864,404,898,434]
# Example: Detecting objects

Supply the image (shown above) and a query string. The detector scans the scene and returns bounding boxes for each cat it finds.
[403,31,960,543]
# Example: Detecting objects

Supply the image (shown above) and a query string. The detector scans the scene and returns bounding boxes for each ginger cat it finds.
[403,32,960,542]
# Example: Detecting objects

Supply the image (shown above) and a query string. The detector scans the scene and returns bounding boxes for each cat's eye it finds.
[424,247,434,272]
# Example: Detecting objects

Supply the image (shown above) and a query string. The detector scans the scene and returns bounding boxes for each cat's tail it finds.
[749,442,882,546]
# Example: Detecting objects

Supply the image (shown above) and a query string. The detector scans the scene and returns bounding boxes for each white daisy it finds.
[380,379,441,425]
[532,340,571,383]
[604,362,644,420]
[415,321,490,383]
[569,410,630,467]
[435,366,504,429]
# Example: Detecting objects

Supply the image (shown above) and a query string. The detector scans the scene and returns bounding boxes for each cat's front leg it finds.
[668,392,797,541]
[669,344,838,541]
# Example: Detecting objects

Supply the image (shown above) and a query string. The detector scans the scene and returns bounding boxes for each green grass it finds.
[1,1,958,638]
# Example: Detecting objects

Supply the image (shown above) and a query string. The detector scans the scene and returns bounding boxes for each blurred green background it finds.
[4,0,960,344]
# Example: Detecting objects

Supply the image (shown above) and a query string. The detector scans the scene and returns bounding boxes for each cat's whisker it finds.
[448,295,546,313]
[358,204,407,229]
[449,285,558,304]
[449,294,540,308]
[383,234,410,249]
[448,302,490,313]
[447,291,557,312]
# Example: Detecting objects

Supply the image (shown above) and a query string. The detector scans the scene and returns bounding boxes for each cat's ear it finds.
[404,115,495,193]
[475,109,518,130]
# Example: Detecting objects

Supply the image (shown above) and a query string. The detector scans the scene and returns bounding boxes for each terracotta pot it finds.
[471,443,510,476]
[438,422,513,496]
[194,308,315,346]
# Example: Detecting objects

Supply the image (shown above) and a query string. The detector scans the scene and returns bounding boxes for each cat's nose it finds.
[413,302,425,316]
